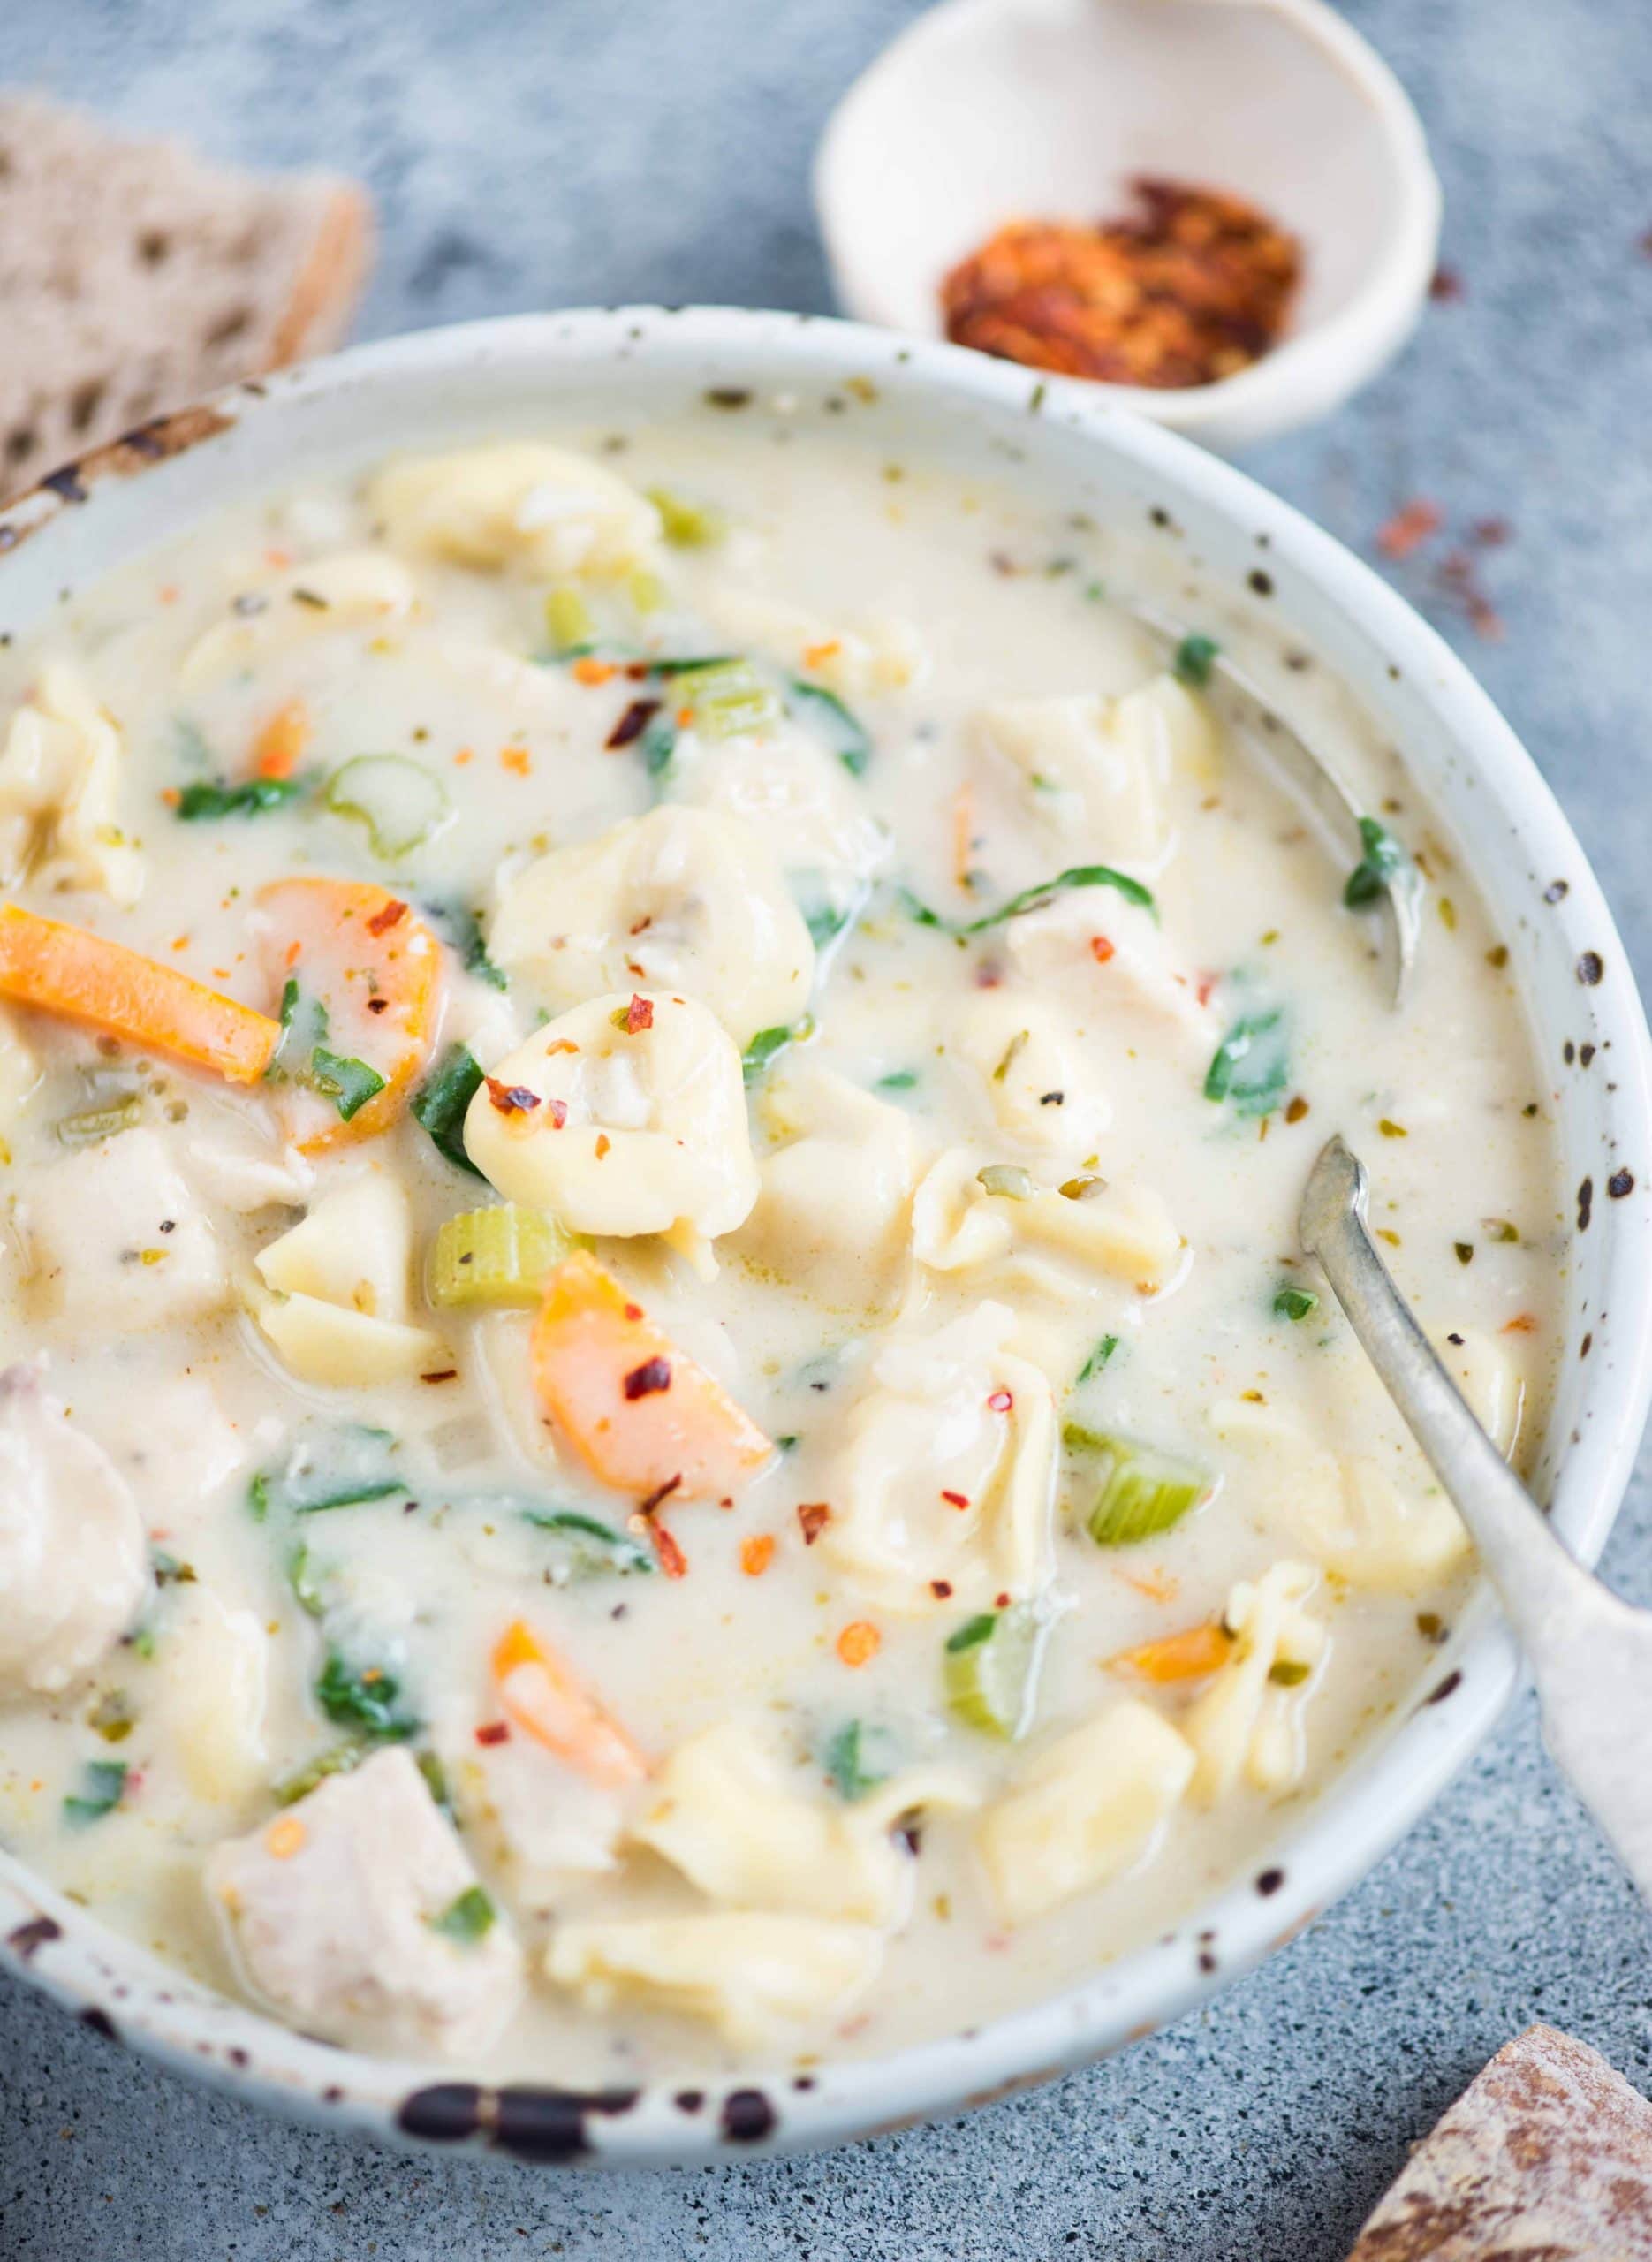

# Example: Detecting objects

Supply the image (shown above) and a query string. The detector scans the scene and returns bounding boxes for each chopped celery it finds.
[943,1604,1045,1740]
[675,658,781,740]
[428,1203,582,1309]
[788,679,873,776]
[977,1162,1035,1200]
[323,755,452,860]
[646,485,726,548]
[519,1506,655,1577]
[412,1045,487,1178]
[272,1740,368,1806]
[545,584,596,654]
[1064,1425,1210,1546]
[57,1092,142,1146]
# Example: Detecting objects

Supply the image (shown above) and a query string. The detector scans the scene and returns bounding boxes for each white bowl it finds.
[815,0,1443,452]
[0,308,1646,2167]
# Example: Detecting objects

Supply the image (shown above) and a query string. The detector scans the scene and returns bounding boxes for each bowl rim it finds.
[812,0,1444,447]
[1,303,1648,2168]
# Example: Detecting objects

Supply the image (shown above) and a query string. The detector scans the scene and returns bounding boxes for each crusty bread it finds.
[1347,2025,1652,2258]
[0,95,372,501]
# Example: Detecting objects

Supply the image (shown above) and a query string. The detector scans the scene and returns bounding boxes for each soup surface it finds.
[0,415,1560,2082]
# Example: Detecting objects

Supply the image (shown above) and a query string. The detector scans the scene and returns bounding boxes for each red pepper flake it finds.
[797,1501,831,1545]
[365,996,389,1014]
[624,1302,644,1322]
[974,961,1003,990]
[986,1389,1014,1414]
[1195,972,1216,1007]
[624,993,655,1034]
[544,1097,568,1127]
[544,1040,580,1056]
[1089,935,1116,965]
[929,1579,953,1599]
[1376,498,1442,560]
[995,1592,1011,1608]
[486,1079,541,1116]
[739,1534,776,1577]
[595,1132,611,1159]
[1429,264,1464,301]
[475,1721,510,1747]
[639,1472,682,1516]
[1502,1311,1538,1333]
[606,697,663,751]
[624,1355,672,1400]
[420,1369,459,1384]
[651,1522,688,1578]
[940,1490,971,1510]
[366,898,408,937]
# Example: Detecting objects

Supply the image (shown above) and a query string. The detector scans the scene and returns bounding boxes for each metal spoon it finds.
[1300,1134,1652,1903]
[1133,607,1422,1006]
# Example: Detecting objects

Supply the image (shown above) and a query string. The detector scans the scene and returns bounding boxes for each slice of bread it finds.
[0,95,373,500]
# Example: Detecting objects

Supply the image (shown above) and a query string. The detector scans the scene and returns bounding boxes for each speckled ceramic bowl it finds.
[1,309,1648,2167]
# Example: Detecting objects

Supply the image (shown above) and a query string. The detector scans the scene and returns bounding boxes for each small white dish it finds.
[815,0,1443,451]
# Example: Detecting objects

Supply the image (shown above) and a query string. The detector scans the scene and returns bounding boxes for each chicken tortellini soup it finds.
[0,420,1559,2079]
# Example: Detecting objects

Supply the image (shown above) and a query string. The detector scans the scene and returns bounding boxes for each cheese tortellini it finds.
[735,1067,921,1311]
[0,664,142,905]
[489,805,815,1050]
[959,989,1112,1158]
[368,444,661,578]
[1006,892,1216,1056]
[976,1700,1194,1926]
[462,990,759,1242]
[672,723,891,937]
[545,1913,882,2048]
[178,550,417,689]
[974,672,1218,869]
[911,1148,1182,1293]
[1182,1561,1327,1804]
[822,1302,1057,1613]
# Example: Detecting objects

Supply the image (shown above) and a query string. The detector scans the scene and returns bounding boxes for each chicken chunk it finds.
[207,1748,524,2060]
[0,1362,148,1695]
[24,1127,230,1336]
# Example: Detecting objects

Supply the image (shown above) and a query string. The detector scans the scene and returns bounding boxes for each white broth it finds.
[0,419,1560,2082]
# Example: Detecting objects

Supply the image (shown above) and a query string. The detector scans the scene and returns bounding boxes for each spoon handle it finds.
[1302,1135,1652,1904]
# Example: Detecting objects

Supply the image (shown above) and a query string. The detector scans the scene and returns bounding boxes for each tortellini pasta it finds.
[368,444,661,578]
[974,672,1218,869]
[544,1913,883,2047]
[0,664,143,905]
[735,1067,921,1311]
[1182,1560,1327,1804]
[251,1174,445,1385]
[0,1362,148,1696]
[976,1700,1194,1926]
[672,723,890,937]
[489,805,815,1050]
[1006,892,1216,1057]
[958,990,1112,1158]
[178,550,417,689]
[633,1718,910,1924]
[911,1148,1182,1293]
[1211,1397,1472,1592]
[25,1128,230,1336]
[822,1302,1057,1613]
[462,990,759,1242]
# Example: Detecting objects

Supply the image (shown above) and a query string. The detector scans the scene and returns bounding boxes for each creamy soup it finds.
[0,417,1559,2082]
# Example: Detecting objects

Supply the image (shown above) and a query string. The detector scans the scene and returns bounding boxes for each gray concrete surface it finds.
[4,0,1652,2252]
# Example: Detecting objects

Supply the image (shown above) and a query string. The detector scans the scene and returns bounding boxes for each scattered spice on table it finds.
[940,178,1300,389]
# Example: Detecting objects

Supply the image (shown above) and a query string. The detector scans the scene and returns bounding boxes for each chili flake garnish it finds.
[929,1579,954,1599]
[940,1489,972,1509]
[624,993,654,1034]
[623,1355,672,1400]
[606,698,662,751]
[1089,935,1116,965]
[485,1078,541,1116]
[986,1389,1014,1414]
[837,1621,881,1668]
[797,1501,831,1545]
[651,1522,688,1579]
[739,1534,776,1577]
[638,1473,682,1515]
[595,1132,611,1158]
[572,656,618,687]
[941,178,1300,390]
[475,1721,510,1747]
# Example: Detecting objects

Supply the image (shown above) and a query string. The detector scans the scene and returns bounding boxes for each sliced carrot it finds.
[529,1251,772,1502]
[255,877,441,1152]
[491,1618,647,1789]
[0,904,281,1082]
[1110,1621,1233,1684]
[250,696,311,781]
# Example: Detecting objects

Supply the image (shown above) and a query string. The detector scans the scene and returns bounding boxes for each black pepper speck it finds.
[1578,951,1604,985]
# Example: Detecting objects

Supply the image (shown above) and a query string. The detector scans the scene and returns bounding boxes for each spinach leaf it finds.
[429,1886,496,1943]
[959,864,1156,934]
[412,1045,487,1177]
[249,1425,405,1519]
[1344,816,1409,908]
[63,1759,128,1826]
[1273,1285,1319,1322]
[742,1021,805,1086]
[822,1720,895,1802]
[1204,1008,1291,1119]
[315,1653,419,1741]
[519,1507,655,1577]
[1172,633,1220,687]
[423,899,508,991]
[1075,1333,1120,1385]
[175,776,307,820]
[788,679,873,776]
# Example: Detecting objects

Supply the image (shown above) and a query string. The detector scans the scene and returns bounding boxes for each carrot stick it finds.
[250,697,312,781]
[530,1251,772,1501]
[1110,1621,1233,1684]
[491,1618,648,1788]
[0,904,280,1083]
